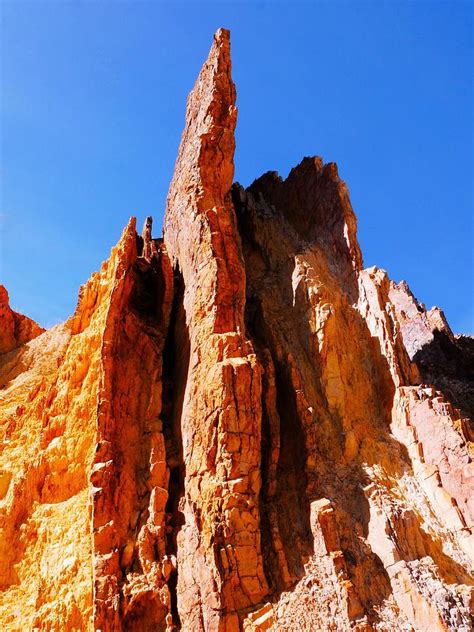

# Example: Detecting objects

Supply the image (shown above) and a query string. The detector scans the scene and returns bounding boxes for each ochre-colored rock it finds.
[0,28,472,632]
[0,285,44,355]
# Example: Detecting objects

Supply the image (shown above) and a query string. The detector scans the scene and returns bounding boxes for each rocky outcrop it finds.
[388,280,474,422]
[232,166,473,631]
[0,28,472,632]
[0,285,44,355]
[0,220,174,630]
[163,28,267,630]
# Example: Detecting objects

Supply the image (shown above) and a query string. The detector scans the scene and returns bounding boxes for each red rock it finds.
[0,285,44,354]
[0,28,472,632]
[163,27,267,629]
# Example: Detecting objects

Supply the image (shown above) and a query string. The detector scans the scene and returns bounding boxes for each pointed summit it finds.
[164,28,237,262]
[163,28,244,333]
[162,30,268,629]
[167,28,235,211]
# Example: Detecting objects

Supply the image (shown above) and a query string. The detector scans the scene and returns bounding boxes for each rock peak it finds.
[1,29,473,632]
[163,26,242,333]
[0,284,44,354]
[214,26,231,43]
[141,215,158,262]
[164,26,236,236]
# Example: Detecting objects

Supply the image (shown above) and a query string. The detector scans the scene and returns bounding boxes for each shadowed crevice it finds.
[161,266,189,630]
[413,331,474,426]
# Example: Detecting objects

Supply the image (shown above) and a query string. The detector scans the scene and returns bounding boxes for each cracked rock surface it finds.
[0,29,472,632]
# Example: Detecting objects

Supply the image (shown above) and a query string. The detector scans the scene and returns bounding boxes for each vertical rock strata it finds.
[0,221,175,631]
[233,169,473,631]
[163,28,268,630]
[0,28,473,632]
[89,219,175,631]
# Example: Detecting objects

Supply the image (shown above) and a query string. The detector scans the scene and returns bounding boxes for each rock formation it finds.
[0,285,44,355]
[0,28,472,632]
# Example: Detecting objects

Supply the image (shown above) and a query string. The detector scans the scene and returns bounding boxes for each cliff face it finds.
[0,29,472,632]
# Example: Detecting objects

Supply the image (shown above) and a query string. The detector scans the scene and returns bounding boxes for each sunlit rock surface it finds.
[0,285,44,355]
[0,29,472,632]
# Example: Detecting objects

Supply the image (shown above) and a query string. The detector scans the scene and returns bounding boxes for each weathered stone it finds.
[0,285,44,355]
[0,28,472,632]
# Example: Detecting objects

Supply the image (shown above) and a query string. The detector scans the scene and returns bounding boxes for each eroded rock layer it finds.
[0,28,472,632]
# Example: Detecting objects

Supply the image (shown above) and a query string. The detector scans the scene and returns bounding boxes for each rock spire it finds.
[0,28,472,632]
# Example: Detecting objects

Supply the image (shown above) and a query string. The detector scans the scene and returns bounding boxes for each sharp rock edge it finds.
[0,29,473,632]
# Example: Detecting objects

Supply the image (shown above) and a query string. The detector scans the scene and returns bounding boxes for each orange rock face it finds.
[0,28,472,632]
[0,285,44,355]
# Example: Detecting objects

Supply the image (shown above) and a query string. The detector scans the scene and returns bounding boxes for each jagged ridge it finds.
[0,29,473,632]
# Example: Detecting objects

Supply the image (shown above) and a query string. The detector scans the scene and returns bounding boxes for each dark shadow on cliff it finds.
[413,330,474,429]
[0,346,29,389]
[232,174,397,623]
[231,162,473,626]
[161,266,189,631]
[114,249,187,632]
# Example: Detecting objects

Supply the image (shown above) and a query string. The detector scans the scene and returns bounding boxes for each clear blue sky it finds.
[1,1,473,332]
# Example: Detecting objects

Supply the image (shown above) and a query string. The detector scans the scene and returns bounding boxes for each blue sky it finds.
[1,1,472,332]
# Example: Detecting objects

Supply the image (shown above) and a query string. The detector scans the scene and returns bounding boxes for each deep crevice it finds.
[161,266,189,630]
[244,293,312,597]
[130,254,169,329]
[258,387,281,593]
[273,360,312,580]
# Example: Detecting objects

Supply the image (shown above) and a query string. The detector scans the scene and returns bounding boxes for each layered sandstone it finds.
[0,28,472,632]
